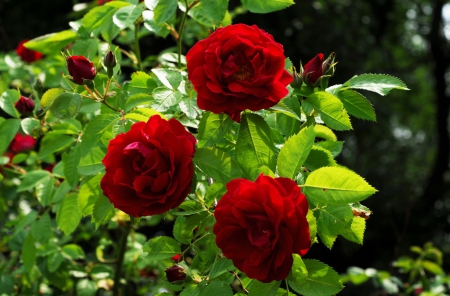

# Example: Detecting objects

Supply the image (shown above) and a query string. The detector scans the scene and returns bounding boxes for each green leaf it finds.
[201,281,233,296]
[62,244,85,260]
[422,260,444,275]
[188,0,229,26]
[288,254,308,287]
[113,5,144,29]
[52,180,72,204]
[197,112,233,148]
[0,89,21,118]
[142,10,170,37]
[303,146,337,171]
[124,108,164,122]
[247,280,281,296]
[194,147,242,183]
[31,213,52,244]
[277,126,315,179]
[151,86,183,111]
[314,124,337,141]
[304,167,377,205]
[41,88,65,111]
[314,141,343,158]
[235,113,277,179]
[70,38,99,57]
[79,113,121,158]
[22,233,36,272]
[288,259,343,296]
[153,0,178,25]
[305,91,352,131]
[328,86,376,121]
[78,174,104,216]
[92,194,114,229]
[21,118,41,135]
[210,258,234,280]
[124,93,153,111]
[47,251,64,273]
[24,30,77,54]
[180,97,201,119]
[76,279,97,296]
[204,182,226,208]
[173,214,205,245]
[142,236,181,261]
[0,118,20,155]
[38,133,75,159]
[63,146,81,187]
[176,200,207,216]
[51,92,82,119]
[241,0,294,13]
[0,275,14,295]
[316,204,353,249]
[78,147,106,175]
[35,174,54,207]
[343,74,409,96]
[17,170,51,192]
[341,216,366,245]
[81,2,130,35]
[151,68,183,90]
[56,193,82,235]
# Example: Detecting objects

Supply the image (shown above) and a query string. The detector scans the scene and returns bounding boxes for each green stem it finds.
[134,22,142,71]
[285,279,290,295]
[112,223,132,296]
[102,99,121,112]
[177,0,190,69]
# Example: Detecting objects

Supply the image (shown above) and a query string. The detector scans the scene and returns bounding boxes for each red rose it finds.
[100,115,196,217]
[213,174,311,283]
[302,53,324,85]
[15,40,43,63]
[98,0,111,5]
[66,56,97,85]
[165,265,187,283]
[10,134,36,153]
[14,96,35,114]
[186,24,293,122]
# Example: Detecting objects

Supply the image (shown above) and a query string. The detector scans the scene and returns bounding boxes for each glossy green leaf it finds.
[0,118,20,155]
[35,174,54,207]
[21,118,41,135]
[151,86,182,111]
[47,251,64,273]
[241,0,294,13]
[303,146,337,171]
[151,68,183,90]
[78,147,105,175]
[56,193,82,235]
[314,124,337,141]
[38,133,75,159]
[304,167,377,204]
[124,93,153,111]
[341,217,366,245]
[70,38,99,57]
[197,112,233,148]
[235,113,277,179]
[79,113,121,157]
[180,97,201,119]
[0,89,20,118]
[63,146,81,187]
[314,140,343,158]
[62,244,85,260]
[78,174,104,217]
[194,147,242,183]
[200,281,233,296]
[24,30,77,54]
[277,126,315,179]
[328,85,376,121]
[81,2,130,35]
[316,204,353,249]
[288,259,343,296]
[210,258,234,280]
[187,0,229,26]
[343,74,409,96]
[153,0,177,25]
[305,91,352,131]
[50,92,82,119]
[113,5,144,29]
[22,233,36,272]
[76,279,97,296]
[41,88,65,111]
[247,279,280,296]
[142,236,181,260]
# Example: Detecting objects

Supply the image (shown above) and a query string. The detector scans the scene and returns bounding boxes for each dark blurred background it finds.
[2,0,450,293]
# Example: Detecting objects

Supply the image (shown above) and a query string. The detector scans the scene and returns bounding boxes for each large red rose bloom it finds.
[186,24,293,122]
[213,174,311,283]
[100,115,196,217]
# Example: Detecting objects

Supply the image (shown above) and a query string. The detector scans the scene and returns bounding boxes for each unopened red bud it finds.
[165,265,186,283]
[171,254,183,262]
[66,55,97,85]
[302,53,324,86]
[104,51,117,68]
[15,96,35,114]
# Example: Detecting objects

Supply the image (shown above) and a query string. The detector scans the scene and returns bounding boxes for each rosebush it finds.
[0,1,409,296]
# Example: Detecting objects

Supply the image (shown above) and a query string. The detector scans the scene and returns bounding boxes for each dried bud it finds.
[14,96,35,114]
[165,265,187,283]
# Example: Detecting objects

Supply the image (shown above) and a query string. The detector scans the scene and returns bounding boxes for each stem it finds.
[177,0,189,69]
[112,223,132,296]
[102,99,121,112]
[83,85,98,100]
[285,279,290,295]
[134,22,142,71]
[181,233,210,256]
[104,78,112,99]
[232,271,248,294]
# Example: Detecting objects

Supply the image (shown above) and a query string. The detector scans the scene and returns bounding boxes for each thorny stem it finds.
[112,222,132,296]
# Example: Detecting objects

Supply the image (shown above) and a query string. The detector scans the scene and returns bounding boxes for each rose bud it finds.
[171,254,183,262]
[66,55,97,85]
[290,67,303,89]
[16,40,43,63]
[9,134,36,153]
[103,50,116,78]
[14,96,35,114]
[165,265,187,283]
[302,53,324,86]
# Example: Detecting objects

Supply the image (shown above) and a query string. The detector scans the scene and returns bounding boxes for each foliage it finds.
[0,0,407,295]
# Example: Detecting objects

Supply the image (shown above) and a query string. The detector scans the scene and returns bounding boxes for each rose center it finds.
[246,214,275,250]
[223,52,254,82]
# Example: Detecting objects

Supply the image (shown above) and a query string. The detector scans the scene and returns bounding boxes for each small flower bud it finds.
[104,50,117,68]
[322,52,336,75]
[302,53,324,86]
[66,55,97,85]
[290,68,303,89]
[165,265,187,283]
[171,254,183,262]
[14,96,35,114]
[16,40,43,63]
